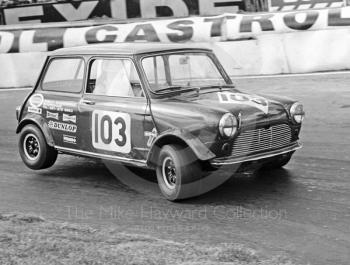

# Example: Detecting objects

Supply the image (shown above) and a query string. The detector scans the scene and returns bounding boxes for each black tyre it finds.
[261,152,294,170]
[156,144,203,201]
[18,124,58,170]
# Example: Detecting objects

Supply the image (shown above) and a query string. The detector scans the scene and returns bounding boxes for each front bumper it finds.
[210,142,302,166]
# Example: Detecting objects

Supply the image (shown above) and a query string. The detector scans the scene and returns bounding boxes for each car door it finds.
[78,56,155,163]
[39,57,85,149]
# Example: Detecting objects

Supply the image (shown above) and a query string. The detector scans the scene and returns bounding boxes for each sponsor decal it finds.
[48,121,77,133]
[218,92,269,114]
[62,114,76,123]
[63,135,77,145]
[29,94,44,108]
[92,110,131,153]
[28,106,42,114]
[43,100,74,113]
[43,100,62,110]
[46,111,59,120]
[2,7,350,53]
[144,128,158,147]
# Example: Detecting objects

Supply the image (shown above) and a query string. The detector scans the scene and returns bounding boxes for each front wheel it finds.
[156,144,203,201]
[18,124,58,170]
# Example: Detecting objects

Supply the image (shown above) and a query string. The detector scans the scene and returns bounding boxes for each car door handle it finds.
[82,99,95,105]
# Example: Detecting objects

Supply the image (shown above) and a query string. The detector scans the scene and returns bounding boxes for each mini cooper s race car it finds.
[16,43,305,201]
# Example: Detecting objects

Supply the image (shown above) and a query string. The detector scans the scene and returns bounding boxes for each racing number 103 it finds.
[94,115,126,146]
[92,110,131,153]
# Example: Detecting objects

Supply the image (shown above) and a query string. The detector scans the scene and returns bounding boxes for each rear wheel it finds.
[261,152,294,170]
[156,144,202,201]
[19,124,57,170]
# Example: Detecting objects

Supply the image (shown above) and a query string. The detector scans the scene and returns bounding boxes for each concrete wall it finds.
[2,27,350,87]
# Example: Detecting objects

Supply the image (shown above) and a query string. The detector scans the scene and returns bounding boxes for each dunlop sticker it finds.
[48,121,77,133]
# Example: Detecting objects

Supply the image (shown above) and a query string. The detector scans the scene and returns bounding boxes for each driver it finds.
[94,59,134,97]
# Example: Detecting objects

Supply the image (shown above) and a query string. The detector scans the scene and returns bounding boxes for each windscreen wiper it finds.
[155,86,199,94]
[200,84,236,91]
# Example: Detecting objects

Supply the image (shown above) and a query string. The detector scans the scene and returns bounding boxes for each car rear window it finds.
[42,58,84,93]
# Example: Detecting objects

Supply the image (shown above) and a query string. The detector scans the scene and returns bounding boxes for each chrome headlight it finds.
[219,113,238,138]
[290,102,305,124]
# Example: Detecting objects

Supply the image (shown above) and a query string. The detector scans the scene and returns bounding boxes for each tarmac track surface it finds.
[0,73,350,265]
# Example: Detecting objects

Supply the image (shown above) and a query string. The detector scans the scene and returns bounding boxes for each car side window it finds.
[42,58,84,93]
[87,58,144,98]
[142,56,167,88]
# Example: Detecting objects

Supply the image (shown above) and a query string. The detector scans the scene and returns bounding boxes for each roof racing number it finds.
[92,110,131,153]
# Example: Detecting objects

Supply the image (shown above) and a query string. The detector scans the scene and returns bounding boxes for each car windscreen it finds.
[141,52,228,93]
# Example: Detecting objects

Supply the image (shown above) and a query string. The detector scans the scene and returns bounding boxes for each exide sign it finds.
[0,0,245,25]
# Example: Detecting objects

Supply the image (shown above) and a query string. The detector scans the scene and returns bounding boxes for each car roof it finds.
[51,43,212,56]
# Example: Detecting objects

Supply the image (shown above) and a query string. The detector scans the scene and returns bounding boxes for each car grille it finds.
[231,124,292,158]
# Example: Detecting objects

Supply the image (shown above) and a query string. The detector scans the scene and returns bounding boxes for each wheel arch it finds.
[146,131,215,168]
[16,115,55,147]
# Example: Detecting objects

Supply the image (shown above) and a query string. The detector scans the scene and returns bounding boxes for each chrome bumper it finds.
[210,142,302,166]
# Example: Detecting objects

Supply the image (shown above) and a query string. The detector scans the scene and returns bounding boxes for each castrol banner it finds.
[2,7,350,53]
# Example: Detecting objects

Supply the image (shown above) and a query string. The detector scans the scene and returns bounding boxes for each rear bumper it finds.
[210,142,302,166]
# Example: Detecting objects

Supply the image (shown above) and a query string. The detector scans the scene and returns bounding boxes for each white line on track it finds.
[0,87,31,92]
